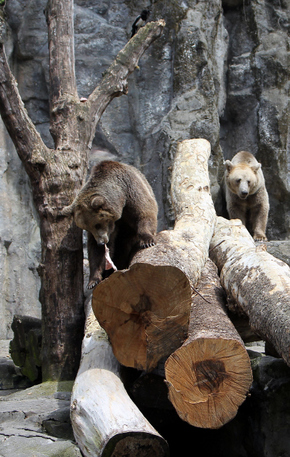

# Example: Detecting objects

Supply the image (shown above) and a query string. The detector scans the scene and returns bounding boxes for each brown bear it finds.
[62,160,158,289]
[224,151,269,241]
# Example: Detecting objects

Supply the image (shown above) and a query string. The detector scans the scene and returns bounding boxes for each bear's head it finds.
[62,195,121,245]
[225,161,261,199]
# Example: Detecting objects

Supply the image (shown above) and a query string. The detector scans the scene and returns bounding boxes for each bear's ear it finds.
[224,160,233,172]
[90,195,105,210]
[252,163,261,173]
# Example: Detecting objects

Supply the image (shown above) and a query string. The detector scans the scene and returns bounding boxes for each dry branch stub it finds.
[210,216,290,367]
[92,262,192,371]
[165,259,253,429]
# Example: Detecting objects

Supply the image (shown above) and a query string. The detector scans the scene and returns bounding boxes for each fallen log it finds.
[70,299,169,457]
[165,259,253,429]
[92,138,216,371]
[210,216,290,367]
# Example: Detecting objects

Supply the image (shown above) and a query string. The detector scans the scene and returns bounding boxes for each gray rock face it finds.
[0,381,81,457]
[0,0,289,338]
[220,0,290,240]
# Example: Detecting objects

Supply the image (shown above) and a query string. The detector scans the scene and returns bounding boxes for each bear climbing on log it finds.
[224,151,269,241]
[62,161,158,289]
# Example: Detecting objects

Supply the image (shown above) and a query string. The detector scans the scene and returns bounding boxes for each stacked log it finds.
[92,138,216,371]
[70,299,169,457]
[92,139,253,430]
[165,259,252,429]
[210,216,290,367]
[71,138,290,454]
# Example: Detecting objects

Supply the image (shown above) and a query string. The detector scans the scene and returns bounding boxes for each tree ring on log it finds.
[92,263,192,371]
[165,336,253,429]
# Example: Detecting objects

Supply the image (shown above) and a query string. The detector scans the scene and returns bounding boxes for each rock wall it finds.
[0,0,289,337]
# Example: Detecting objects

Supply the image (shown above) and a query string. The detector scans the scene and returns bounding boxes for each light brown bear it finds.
[62,160,158,289]
[224,151,269,241]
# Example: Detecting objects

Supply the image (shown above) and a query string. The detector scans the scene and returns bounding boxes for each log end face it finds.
[102,432,169,457]
[165,337,253,429]
[92,263,192,371]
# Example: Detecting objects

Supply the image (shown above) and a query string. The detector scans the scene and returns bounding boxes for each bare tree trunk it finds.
[210,216,290,367]
[165,259,253,429]
[92,139,216,371]
[71,300,169,457]
[0,3,165,380]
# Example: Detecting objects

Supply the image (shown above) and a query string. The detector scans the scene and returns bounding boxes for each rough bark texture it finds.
[0,0,165,380]
[92,139,216,371]
[165,259,253,429]
[210,216,290,367]
[71,300,169,457]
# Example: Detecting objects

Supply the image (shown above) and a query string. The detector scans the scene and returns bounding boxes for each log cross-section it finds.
[70,300,169,457]
[92,139,216,371]
[165,259,253,429]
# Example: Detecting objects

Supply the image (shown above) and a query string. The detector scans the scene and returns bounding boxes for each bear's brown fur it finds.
[62,161,158,288]
[224,151,269,241]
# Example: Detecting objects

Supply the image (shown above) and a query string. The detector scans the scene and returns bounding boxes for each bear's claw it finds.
[87,280,99,290]
[141,241,156,249]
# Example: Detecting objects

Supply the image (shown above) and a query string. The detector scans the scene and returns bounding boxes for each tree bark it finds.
[92,139,216,371]
[70,300,169,457]
[210,216,290,367]
[165,259,253,429]
[0,3,165,380]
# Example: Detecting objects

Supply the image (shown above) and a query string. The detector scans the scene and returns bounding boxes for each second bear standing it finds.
[62,161,158,289]
[224,151,269,241]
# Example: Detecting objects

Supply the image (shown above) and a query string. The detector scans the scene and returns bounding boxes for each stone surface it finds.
[1,346,290,457]
[266,240,290,266]
[0,381,81,457]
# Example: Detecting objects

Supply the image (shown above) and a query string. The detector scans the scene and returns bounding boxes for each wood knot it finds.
[198,185,209,192]
[192,359,228,394]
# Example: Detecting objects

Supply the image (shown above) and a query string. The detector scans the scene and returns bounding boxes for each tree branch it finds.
[46,0,77,106]
[46,0,79,148]
[86,20,166,148]
[0,34,48,180]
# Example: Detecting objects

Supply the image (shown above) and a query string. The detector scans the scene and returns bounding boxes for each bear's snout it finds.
[95,233,109,245]
[238,181,249,199]
[239,189,249,199]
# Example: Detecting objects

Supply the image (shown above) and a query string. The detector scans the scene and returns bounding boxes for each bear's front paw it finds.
[139,235,156,249]
[87,274,102,289]
[253,233,267,242]
[87,280,99,290]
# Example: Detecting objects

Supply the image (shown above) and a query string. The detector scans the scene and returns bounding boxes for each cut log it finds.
[70,299,169,457]
[210,216,290,367]
[92,263,192,371]
[92,139,216,371]
[165,259,253,429]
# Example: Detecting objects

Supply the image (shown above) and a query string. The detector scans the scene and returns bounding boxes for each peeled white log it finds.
[210,216,290,367]
[70,299,169,457]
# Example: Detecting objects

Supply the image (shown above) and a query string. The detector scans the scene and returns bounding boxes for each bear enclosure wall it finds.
[0,0,289,344]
